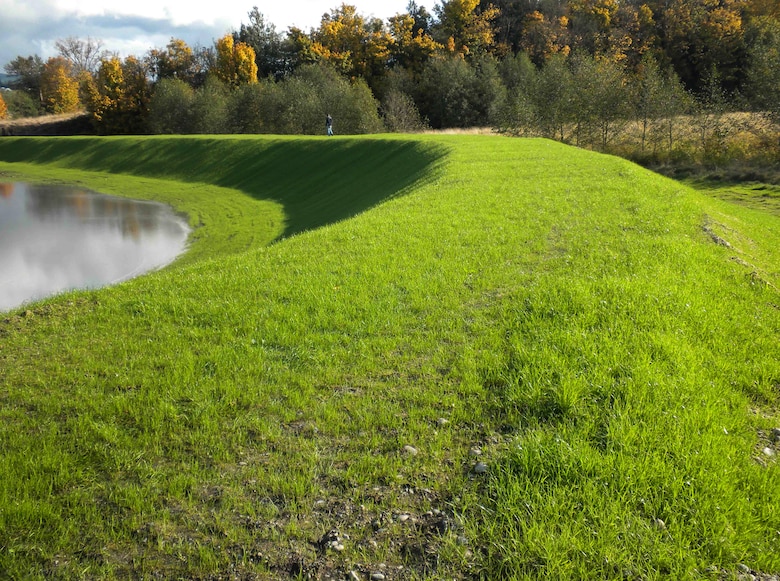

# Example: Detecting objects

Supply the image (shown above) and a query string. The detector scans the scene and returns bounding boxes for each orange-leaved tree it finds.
[0,92,8,120]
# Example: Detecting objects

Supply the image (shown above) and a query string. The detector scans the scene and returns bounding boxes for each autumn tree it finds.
[83,56,122,129]
[40,56,80,113]
[388,12,442,74]
[285,27,319,70]
[310,4,393,86]
[146,38,196,83]
[648,0,745,93]
[433,0,501,55]
[0,92,8,120]
[608,3,656,68]
[407,1,434,35]
[83,55,151,134]
[489,0,539,54]
[566,1,656,66]
[519,10,571,65]
[567,0,620,55]
[213,34,258,87]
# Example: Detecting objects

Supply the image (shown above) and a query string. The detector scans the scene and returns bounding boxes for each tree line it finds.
[0,0,778,151]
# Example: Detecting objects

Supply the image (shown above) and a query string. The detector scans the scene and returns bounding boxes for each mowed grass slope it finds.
[0,136,445,264]
[0,135,778,580]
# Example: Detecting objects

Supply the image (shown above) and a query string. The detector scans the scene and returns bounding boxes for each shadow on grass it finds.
[0,136,448,238]
[683,178,780,217]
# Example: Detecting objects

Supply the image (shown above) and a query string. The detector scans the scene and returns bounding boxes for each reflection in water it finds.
[0,182,190,312]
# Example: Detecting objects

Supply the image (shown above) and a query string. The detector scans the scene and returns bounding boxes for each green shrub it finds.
[191,77,230,134]
[147,78,195,134]
[381,89,427,132]
[2,89,41,118]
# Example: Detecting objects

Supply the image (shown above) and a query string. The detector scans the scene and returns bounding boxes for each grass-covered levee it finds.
[0,134,778,580]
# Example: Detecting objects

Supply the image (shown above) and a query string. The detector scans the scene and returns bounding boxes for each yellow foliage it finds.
[214,34,258,86]
[101,58,125,94]
[388,13,442,71]
[41,57,80,114]
[149,38,195,80]
[661,0,742,39]
[311,4,392,80]
[0,92,7,120]
[234,43,259,85]
[437,0,500,54]
[439,0,481,30]
[388,13,414,42]
[83,58,122,124]
[84,55,150,133]
[639,4,654,26]
[215,35,236,85]
[708,7,742,38]
[521,11,571,63]
[166,38,193,67]
[569,0,619,29]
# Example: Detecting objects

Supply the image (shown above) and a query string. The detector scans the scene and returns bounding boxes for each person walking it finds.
[326,113,333,136]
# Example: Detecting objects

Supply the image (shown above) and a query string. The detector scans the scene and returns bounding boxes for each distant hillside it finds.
[0,73,18,88]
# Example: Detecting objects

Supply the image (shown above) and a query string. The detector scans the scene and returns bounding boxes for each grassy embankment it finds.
[0,135,779,580]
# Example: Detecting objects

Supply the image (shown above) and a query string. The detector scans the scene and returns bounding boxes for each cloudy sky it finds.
[0,0,436,69]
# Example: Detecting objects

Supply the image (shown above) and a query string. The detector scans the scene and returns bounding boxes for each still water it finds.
[0,182,190,312]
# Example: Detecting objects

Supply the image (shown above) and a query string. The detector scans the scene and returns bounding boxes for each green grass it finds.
[0,136,444,264]
[0,135,778,580]
[685,179,780,217]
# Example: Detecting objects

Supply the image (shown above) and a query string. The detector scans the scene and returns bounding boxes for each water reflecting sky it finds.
[0,182,190,312]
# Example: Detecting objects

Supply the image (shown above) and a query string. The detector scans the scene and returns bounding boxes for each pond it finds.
[0,182,190,312]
